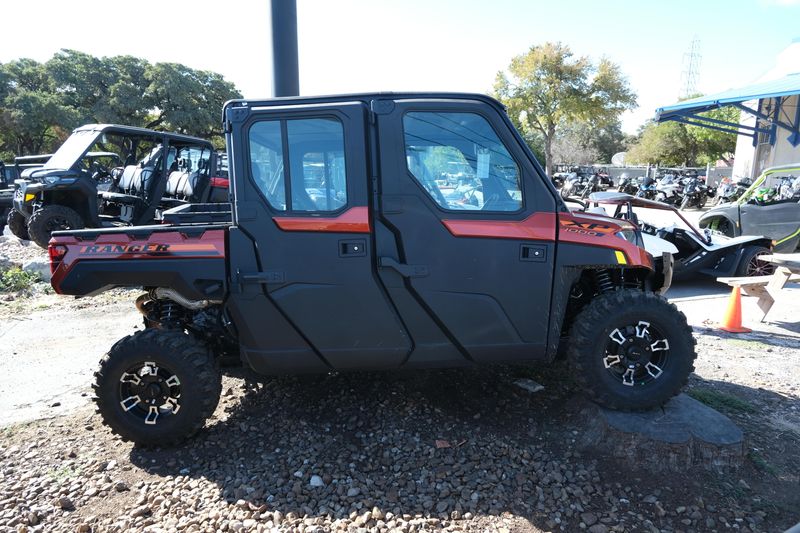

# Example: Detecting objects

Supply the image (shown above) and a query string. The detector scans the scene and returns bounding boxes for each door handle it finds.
[339,239,366,257]
[379,257,429,278]
[520,244,546,262]
[237,270,285,284]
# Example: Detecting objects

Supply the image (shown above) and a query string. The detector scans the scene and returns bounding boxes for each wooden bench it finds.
[717,268,800,321]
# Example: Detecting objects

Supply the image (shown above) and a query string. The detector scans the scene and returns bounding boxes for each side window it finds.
[249,121,286,210]
[248,117,347,212]
[403,112,522,212]
[287,118,347,212]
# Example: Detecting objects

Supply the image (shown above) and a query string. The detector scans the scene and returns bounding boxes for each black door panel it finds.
[374,100,558,364]
[226,102,411,372]
[741,201,800,244]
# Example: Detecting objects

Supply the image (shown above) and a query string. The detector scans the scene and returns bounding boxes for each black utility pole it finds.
[270,0,300,97]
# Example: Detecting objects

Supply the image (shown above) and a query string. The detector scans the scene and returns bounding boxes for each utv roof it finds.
[14,154,54,163]
[85,151,122,158]
[72,124,211,145]
[222,92,506,116]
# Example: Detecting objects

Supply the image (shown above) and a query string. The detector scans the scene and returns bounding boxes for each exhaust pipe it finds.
[153,288,221,310]
[135,289,221,316]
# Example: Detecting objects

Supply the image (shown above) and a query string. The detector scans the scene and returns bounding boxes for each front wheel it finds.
[735,246,774,277]
[6,210,29,240]
[680,196,690,210]
[27,205,84,248]
[93,329,222,446]
[567,289,696,410]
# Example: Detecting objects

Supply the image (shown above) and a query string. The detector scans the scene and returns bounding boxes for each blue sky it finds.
[2,0,799,132]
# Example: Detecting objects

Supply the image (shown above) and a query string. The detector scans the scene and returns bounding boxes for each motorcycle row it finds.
[617,171,711,210]
[554,169,799,210]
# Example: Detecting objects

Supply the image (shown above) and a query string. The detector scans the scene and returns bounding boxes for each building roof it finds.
[655,72,800,119]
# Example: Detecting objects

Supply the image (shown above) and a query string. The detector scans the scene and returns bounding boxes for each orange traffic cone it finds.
[719,286,751,333]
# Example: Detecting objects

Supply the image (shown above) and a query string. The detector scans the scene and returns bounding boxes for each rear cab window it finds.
[248,118,348,212]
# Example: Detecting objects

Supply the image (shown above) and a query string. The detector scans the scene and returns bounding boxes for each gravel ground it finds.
[0,234,798,533]
[0,354,797,533]
[0,236,44,270]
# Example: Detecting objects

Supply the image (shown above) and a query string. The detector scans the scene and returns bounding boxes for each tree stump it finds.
[577,393,744,473]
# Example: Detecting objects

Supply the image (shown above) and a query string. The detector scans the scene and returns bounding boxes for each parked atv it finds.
[3,154,52,239]
[700,164,800,252]
[12,124,229,248]
[48,92,697,446]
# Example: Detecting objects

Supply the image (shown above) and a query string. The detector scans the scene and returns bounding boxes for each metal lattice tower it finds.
[680,36,702,99]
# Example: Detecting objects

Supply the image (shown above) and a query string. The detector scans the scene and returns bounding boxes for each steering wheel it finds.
[93,167,112,183]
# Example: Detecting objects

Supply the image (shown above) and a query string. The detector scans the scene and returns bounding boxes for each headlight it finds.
[615,229,637,242]
[615,228,644,248]
[42,177,76,185]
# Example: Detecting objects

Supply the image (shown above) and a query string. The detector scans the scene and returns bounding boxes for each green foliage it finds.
[0,266,40,292]
[627,99,738,166]
[143,63,240,137]
[0,50,242,158]
[494,42,636,174]
[687,387,755,413]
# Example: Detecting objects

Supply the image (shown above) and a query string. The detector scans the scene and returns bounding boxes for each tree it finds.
[493,42,636,175]
[0,59,78,156]
[688,105,738,165]
[0,50,243,158]
[550,121,599,166]
[143,63,241,138]
[46,50,152,126]
[589,122,630,163]
[627,106,738,167]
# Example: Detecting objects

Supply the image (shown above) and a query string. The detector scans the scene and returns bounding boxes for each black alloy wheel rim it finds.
[602,320,670,387]
[45,215,74,232]
[746,255,776,277]
[118,362,182,425]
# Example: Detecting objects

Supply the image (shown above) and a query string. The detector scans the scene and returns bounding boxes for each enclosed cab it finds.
[49,93,695,446]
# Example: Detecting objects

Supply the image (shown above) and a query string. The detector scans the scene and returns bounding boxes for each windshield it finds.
[44,130,101,170]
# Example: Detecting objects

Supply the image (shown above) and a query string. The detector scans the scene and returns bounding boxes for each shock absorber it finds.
[159,300,180,326]
[595,269,615,293]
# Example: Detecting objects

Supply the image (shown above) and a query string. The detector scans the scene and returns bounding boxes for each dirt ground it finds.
[0,233,798,532]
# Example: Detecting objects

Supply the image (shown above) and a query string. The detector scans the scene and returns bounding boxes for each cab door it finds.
[373,99,558,364]
[225,102,410,373]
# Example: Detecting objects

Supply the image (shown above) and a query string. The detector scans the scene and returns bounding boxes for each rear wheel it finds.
[6,210,29,240]
[27,205,84,248]
[93,329,221,446]
[567,289,696,410]
[735,246,774,277]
